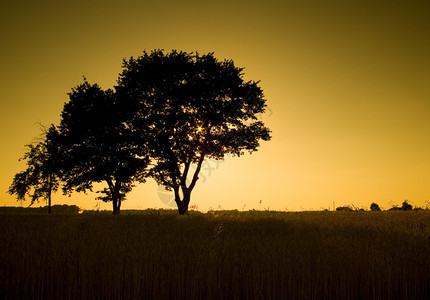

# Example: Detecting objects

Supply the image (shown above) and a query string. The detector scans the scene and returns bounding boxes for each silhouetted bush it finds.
[401,200,413,211]
[370,203,381,211]
[336,206,354,212]
[0,205,80,214]
[388,206,402,211]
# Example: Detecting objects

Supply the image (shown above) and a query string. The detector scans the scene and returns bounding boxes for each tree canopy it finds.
[370,202,381,211]
[8,125,61,213]
[116,50,271,214]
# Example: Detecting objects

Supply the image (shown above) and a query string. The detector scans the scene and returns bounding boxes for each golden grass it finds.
[1,211,429,299]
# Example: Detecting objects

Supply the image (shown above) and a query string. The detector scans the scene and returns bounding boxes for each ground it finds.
[1,210,429,299]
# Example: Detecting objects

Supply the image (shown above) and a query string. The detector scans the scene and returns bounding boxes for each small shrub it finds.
[401,200,413,211]
[370,203,381,211]
[389,206,402,211]
[336,206,353,212]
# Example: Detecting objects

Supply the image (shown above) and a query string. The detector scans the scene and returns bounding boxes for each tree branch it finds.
[106,177,114,195]
[188,151,205,191]
[181,159,191,187]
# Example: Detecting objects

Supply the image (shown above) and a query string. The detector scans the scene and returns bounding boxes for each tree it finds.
[9,125,61,213]
[370,202,381,211]
[116,50,271,214]
[58,80,149,214]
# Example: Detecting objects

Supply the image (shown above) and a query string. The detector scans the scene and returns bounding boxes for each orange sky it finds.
[1,0,429,211]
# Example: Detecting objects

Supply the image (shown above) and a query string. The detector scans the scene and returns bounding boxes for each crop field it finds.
[1,210,430,299]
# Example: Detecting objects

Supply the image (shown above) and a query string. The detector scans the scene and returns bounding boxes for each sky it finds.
[1,0,429,211]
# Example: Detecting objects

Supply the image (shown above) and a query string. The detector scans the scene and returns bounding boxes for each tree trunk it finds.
[48,174,52,214]
[107,178,121,215]
[112,195,120,215]
[176,188,191,215]
[174,152,205,215]
[112,199,117,214]
[48,189,51,214]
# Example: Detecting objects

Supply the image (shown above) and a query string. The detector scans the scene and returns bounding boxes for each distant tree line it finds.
[336,200,419,212]
[9,50,271,215]
[0,205,80,214]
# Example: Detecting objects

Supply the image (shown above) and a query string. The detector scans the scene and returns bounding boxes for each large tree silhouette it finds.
[9,125,61,213]
[116,50,271,214]
[58,80,149,214]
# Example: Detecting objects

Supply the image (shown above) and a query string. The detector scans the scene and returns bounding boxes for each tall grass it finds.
[1,211,429,299]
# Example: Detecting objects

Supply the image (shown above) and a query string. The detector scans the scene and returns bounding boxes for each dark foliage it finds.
[389,200,413,211]
[10,50,270,215]
[0,205,80,214]
[389,206,402,211]
[57,80,149,214]
[370,202,381,211]
[116,50,271,214]
[401,200,413,211]
[336,206,354,212]
[8,125,61,213]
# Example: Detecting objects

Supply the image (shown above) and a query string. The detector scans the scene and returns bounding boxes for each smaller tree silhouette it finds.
[401,200,412,211]
[57,80,149,214]
[370,202,381,211]
[9,125,61,213]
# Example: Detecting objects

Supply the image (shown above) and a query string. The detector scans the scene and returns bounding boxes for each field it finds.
[1,210,430,299]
